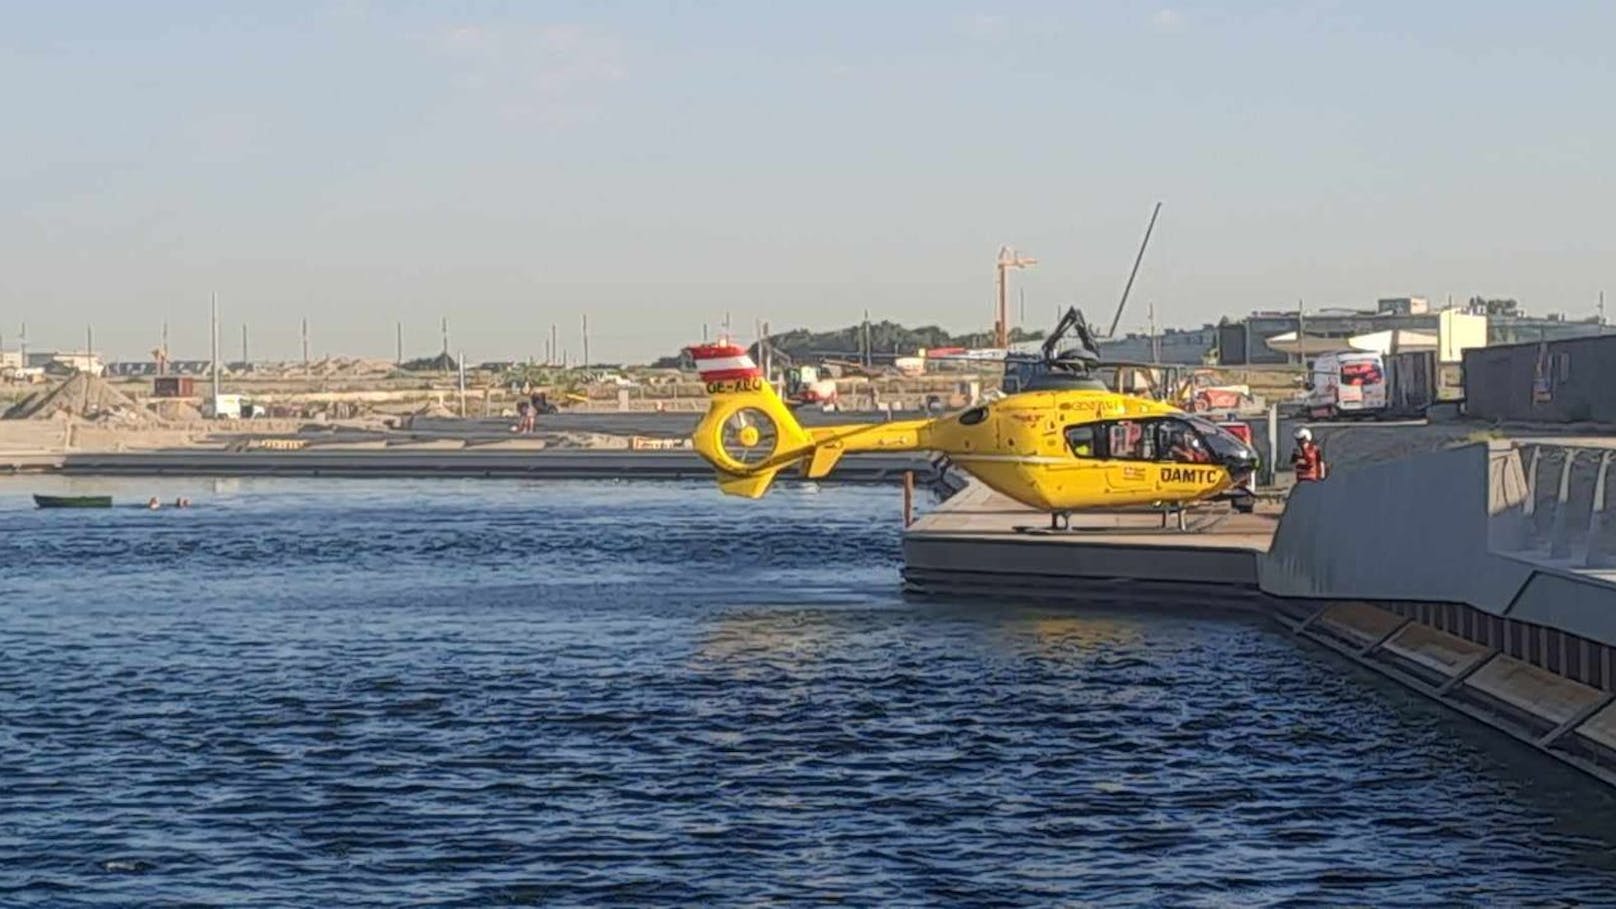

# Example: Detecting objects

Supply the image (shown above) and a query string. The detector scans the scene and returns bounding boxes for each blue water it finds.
[3,476,1616,906]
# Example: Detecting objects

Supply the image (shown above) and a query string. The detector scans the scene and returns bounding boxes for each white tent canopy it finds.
[1265,329,1438,357]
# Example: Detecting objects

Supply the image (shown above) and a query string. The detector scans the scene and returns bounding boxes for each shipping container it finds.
[153,376,196,397]
[1384,350,1436,417]
[1463,335,1616,423]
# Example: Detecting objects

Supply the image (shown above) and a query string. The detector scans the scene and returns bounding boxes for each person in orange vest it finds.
[1290,427,1327,482]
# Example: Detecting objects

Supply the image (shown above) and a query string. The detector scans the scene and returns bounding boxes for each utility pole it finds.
[440,316,449,356]
[862,309,871,367]
[1148,302,1161,363]
[581,313,590,368]
[1600,290,1607,329]
[995,246,1037,348]
[760,320,772,380]
[301,317,310,376]
[210,293,220,403]
[457,350,467,416]
[1296,299,1306,366]
[160,321,168,375]
[550,324,558,367]
[241,323,248,367]
[18,321,27,368]
[396,321,403,366]
[701,323,709,343]
[86,324,93,359]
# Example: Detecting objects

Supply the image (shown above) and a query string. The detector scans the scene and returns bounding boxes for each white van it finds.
[1304,351,1387,419]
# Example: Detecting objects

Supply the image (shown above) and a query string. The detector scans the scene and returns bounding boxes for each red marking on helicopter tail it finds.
[687,343,763,382]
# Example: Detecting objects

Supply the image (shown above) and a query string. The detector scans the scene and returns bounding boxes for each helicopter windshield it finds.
[1187,416,1255,462]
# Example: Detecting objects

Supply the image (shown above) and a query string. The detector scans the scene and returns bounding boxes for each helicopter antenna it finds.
[1105,201,1163,338]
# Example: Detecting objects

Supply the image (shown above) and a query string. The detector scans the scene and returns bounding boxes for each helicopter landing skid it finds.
[1012,508,1225,536]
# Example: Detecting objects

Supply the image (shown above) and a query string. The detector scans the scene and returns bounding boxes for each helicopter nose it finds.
[1218,444,1258,473]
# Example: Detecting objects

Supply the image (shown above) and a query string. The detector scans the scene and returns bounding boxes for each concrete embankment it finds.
[905,438,1616,786]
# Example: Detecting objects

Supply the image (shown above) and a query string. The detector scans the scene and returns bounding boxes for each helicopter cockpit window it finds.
[959,406,989,426]
[1155,418,1212,464]
[1065,425,1098,458]
[1105,420,1157,460]
[1189,416,1255,462]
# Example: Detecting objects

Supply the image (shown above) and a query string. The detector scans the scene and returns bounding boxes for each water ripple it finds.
[2,477,1615,905]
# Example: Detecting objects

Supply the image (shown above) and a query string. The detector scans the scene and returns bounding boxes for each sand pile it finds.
[247,357,398,380]
[306,356,395,378]
[148,399,205,423]
[4,373,152,424]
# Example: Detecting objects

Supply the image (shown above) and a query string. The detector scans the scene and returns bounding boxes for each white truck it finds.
[1303,351,1387,420]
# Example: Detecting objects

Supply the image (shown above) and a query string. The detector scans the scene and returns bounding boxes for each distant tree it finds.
[401,353,458,372]
[651,321,1051,368]
[1469,296,1520,318]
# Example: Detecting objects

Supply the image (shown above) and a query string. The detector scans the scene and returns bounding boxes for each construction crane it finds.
[1104,202,1163,339]
[995,245,1037,348]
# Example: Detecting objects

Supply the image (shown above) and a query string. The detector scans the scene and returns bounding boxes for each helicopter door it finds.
[1152,418,1222,496]
[1097,419,1157,498]
[1054,424,1108,493]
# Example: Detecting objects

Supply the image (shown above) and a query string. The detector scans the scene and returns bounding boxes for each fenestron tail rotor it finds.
[720,407,779,466]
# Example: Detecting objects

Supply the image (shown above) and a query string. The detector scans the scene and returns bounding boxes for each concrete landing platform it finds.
[903,483,1279,609]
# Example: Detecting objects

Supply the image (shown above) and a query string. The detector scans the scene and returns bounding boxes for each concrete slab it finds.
[1464,654,1607,726]
[466,438,553,451]
[303,440,388,450]
[1574,700,1616,753]
[385,439,466,450]
[1382,622,1491,678]
[0,451,64,472]
[1315,602,1406,649]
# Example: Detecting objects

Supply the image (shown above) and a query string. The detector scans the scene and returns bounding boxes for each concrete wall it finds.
[1261,442,1534,613]
[1260,440,1616,646]
[1463,335,1616,424]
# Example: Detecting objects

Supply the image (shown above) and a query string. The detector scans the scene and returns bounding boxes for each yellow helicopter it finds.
[686,308,1258,526]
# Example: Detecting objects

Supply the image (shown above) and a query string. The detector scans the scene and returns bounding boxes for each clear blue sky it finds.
[2,1,1612,363]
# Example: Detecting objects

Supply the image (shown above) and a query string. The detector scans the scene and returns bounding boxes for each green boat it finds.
[33,494,113,509]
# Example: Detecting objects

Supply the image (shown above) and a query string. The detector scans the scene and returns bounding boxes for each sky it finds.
[2,1,1613,364]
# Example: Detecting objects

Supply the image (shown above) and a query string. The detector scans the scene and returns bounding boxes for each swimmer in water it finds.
[147,497,161,510]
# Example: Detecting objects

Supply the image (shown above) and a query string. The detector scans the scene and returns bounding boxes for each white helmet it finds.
[1294,427,1313,442]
